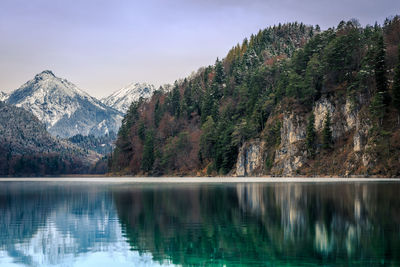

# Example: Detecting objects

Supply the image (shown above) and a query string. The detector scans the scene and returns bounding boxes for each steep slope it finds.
[0,102,99,176]
[0,91,8,102]
[110,18,400,177]
[101,82,156,113]
[6,70,123,138]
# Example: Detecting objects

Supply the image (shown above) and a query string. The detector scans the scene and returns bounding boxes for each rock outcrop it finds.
[234,95,379,176]
[272,113,307,176]
[235,140,264,176]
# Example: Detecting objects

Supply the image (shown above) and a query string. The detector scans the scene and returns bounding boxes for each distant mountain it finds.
[0,91,8,102]
[6,70,123,138]
[0,101,99,176]
[101,82,156,113]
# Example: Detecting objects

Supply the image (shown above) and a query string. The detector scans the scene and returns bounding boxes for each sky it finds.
[0,0,399,98]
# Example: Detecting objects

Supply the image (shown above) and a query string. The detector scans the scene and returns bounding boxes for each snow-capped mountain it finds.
[6,70,123,138]
[101,82,156,113]
[0,91,8,102]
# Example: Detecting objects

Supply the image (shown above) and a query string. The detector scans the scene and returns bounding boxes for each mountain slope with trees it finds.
[109,18,400,177]
[0,101,99,176]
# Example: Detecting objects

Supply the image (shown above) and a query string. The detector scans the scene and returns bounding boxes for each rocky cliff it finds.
[235,140,265,176]
[235,92,400,176]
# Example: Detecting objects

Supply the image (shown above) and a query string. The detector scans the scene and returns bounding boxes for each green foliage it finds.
[374,33,390,105]
[323,23,361,84]
[68,132,116,155]
[370,92,386,126]
[141,130,155,172]
[269,120,282,147]
[110,18,400,176]
[138,120,146,142]
[214,121,237,174]
[199,116,216,160]
[119,101,140,139]
[171,85,181,117]
[154,99,163,127]
[232,119,257,147]
[393,45,400,115]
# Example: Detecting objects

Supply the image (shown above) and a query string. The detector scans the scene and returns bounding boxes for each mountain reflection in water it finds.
[0,182,399,266]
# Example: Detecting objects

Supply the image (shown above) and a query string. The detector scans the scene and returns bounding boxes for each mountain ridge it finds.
[101,82,156,113]
[6,70,123,138]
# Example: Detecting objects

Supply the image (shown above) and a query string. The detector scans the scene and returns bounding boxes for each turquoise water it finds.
[0,181,399,266]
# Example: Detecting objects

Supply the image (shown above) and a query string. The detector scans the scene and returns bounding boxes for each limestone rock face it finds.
[313,98,358,140]
[233,95,375,176]
[313,98,335,132]
[272,113,307,176]
[235,140,264,176]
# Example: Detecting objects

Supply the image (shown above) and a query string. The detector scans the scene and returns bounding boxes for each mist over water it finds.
[0,181,399,266]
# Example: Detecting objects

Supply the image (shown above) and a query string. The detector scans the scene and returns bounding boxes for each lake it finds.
[0,180,399,266]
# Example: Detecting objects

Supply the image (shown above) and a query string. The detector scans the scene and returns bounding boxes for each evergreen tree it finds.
[370,91,385,126]
[393,44,400,123]
[374,33,390,105]
[306,113,316,157]
[138,120,146,142]
[322,112,333,150]
[154,99,162,127]
[171,85,181,117]
[214,58,225,85]
[141,130,154,172]
[199,116,216,159]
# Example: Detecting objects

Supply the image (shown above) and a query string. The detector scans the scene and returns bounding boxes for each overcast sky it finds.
[0,0,399,98]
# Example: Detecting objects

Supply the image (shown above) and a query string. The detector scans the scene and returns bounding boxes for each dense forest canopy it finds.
[110,17,400,176]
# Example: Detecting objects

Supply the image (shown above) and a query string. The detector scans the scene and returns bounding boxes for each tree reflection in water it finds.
[114,182,400,266]
[0,182,399,266]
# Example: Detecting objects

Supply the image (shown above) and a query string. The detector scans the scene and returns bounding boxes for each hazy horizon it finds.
[1,0,399,98]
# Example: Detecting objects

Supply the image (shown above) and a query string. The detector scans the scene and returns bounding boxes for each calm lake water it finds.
[0,181,399,266]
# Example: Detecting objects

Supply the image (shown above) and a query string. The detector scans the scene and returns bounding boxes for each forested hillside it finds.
[0,102,99,176]
[109,18,400,177]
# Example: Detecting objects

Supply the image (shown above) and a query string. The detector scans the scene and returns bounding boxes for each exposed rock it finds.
[344,100,357,130]
[313,97,359,141]
[272,113,307,176]
[314,98,335,132]
[235,140,264,176]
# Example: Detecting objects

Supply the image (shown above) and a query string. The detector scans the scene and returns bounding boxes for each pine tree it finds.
[370,91,385,126]
[138,120,146,142]
[171,85,181,117]
[306,113,316,157]
[214,58,225,85]
[375,33,390,105]
[141,130,154,172]
[322,112,333,150]
[393,44,400,124]
[199,116,216,159]
[154,99,162,127]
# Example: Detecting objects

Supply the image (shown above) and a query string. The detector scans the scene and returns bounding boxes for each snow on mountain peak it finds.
[101,82,156,113]
[35,70,56,78]
[6,71,123,137]
[0,91,8,102]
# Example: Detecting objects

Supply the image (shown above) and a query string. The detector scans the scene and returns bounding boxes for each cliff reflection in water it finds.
[114,182,400,266]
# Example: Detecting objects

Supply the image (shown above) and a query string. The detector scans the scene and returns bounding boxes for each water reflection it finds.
[0,183,171,266]
[0,182,399,266]
[114,183,400,266]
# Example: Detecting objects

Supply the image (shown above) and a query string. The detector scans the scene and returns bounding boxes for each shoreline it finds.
[0,177,400,183]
